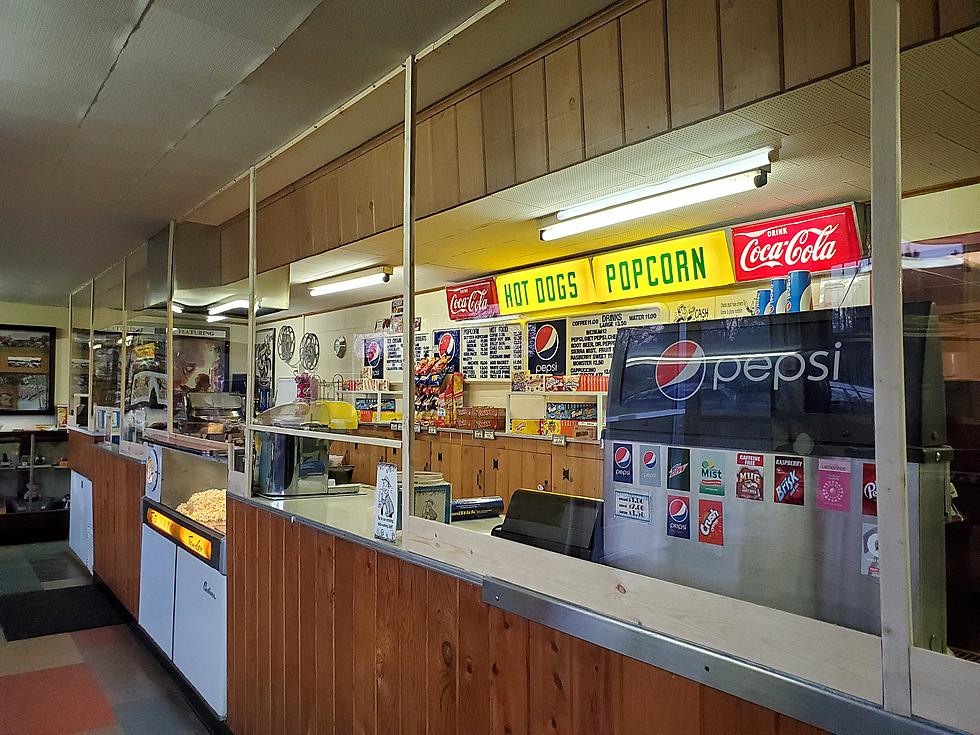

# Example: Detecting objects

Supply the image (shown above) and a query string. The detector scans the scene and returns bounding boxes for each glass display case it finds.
[92,262,125,439]
[69,281,92,426]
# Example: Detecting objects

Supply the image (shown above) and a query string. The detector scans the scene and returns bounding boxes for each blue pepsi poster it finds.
[528,319,567,375]
[363,335,385,379]
[432,329,461,373]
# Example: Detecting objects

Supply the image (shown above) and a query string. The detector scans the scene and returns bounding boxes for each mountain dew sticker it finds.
[698,452,725,495]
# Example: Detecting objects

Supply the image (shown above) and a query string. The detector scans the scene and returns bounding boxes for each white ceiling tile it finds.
[738,80,870,135]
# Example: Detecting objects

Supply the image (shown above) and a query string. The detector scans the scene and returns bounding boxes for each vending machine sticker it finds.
[817,458,851,512]
[698,451,726,495]
[637,445,661,488]
[432,329,461,373]
[734,452,764,501]
[666,495,690,539]
[612,443,634,485]
[774,456,805,505]
[698,499,724,545]
[861,522,880,577]
[666,447,691,492]
[615,492,651,523]
[862,463,877,517]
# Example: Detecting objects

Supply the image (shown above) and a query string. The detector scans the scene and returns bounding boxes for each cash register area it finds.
[0,541,205,735]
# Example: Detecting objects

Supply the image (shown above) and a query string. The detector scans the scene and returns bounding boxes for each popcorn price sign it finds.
[731,205,864,281]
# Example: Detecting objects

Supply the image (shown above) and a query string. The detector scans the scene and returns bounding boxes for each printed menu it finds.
[384,333,431,375]
[568,307,666,375]
[460,324,523,381]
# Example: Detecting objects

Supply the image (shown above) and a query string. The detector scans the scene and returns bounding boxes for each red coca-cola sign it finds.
[446,278,500,320]
[731,205,864,282]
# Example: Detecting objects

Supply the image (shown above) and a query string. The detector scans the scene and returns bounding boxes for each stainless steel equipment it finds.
[601,304,949,644]
[178,392,243,441]
[252,430,360,498]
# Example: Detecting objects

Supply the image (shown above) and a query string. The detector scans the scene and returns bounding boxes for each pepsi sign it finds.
[363,337,385,379]
[612,443,634,484]
[606,304,945,459]
[432,329,461,372]
[528,319,567,375]
[637,444,661,487]
[666,495,690,539]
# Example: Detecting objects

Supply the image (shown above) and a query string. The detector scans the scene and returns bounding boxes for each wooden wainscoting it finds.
[67,428,101,480]
[226,497,826,735]
[90,448,144,617]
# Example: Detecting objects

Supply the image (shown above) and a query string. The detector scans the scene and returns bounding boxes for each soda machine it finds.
[602,303,949,646]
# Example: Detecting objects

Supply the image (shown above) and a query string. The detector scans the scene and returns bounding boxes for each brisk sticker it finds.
[614,492,650,522]
[734,452,764,501]
[698,451,725,495]
[862,522,880,578]
[698,499,724,545]
[862,463,877,517]
[774,456,805,505]
[817,458,851,512]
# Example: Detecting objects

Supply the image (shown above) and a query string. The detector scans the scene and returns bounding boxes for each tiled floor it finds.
[0,541,208,735]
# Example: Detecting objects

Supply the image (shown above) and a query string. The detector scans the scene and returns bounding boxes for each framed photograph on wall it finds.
[0,325,55,415]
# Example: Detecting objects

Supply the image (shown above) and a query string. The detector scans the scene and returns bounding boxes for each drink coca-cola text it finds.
[731,206,863,282]
[446,278,500,320]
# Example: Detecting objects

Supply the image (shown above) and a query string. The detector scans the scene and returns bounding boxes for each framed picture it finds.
[0,325,55,415]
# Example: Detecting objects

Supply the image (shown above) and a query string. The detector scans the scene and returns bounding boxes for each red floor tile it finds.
[0,663,116,734]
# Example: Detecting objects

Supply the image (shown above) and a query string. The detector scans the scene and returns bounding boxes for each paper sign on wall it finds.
[374,462,398,543]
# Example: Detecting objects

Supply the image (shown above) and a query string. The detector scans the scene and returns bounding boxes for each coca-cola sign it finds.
[446,278,500,320]
[731,205,864,282]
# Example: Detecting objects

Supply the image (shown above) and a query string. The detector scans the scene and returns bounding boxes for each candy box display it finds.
[509,419,542,435]
[457,406,505,431]
[545,402,597,421]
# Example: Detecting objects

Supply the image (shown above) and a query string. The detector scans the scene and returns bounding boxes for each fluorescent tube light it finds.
[208,299,249,315]
[540,147,774,242]
[541,171,764,241]
[309,266,393,297]
[206,315,228,323]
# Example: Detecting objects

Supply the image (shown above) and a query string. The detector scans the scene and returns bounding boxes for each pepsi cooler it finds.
[602,304,949,644]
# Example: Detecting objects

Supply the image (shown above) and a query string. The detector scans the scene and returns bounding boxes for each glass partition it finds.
[171,220,247,444]
[91,263,125,441]
[69,282,92,427]
[121,233,170,453]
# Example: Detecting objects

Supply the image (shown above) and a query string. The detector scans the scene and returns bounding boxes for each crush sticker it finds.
[817,458,851,512]
[698,499,724,545]
[734,452,764,501]
[774,456,805,505]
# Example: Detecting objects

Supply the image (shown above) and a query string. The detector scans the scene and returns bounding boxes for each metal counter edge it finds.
[483,578,964,735]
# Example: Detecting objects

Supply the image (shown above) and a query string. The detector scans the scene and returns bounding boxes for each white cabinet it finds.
[138,525,177,657]
[173,547,227,719]
[68,471,93,571]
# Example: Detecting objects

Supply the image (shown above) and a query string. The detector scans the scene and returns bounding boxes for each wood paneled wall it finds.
[90,448,144,617]
[341,428,603,510]
[67,429,101,480]
[234,0,978,274]
[226,498,827,735]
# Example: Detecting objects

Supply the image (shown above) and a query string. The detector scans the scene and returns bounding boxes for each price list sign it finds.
[384,333,431,375]
[569,306,665,375]
[460,324,523,381]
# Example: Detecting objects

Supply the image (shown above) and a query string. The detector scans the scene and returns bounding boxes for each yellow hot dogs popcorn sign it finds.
[493,230,735,313]
[591,230,735,301]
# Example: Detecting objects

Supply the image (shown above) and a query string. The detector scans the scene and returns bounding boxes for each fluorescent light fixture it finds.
[540,147,774,241]
[206,315,228,323]
[208,298,250,315]
[309,266,393,297]
[171,303,184,313]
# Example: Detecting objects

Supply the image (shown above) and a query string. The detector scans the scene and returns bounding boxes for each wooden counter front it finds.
[225,497,825,735]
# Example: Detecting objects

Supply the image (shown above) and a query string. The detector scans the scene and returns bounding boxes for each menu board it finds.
[384,333,431,375]
[569,306,666,375]
[460,324,523,381]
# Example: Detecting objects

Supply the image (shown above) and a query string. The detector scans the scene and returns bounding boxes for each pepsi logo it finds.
[642,451,657,470]
[614,445,632,469]
[863,481,877,501]
[534,324,560,361]
[365,341,383,367]
[656,340,706,401]
[438,332,457,357]
[668,498,688,523]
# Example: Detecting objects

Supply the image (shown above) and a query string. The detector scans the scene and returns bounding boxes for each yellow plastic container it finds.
[311,401,360,431]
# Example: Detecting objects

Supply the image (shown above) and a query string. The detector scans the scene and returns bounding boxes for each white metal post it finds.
[165,221,176,436]
[401,56,417,526]
[245,166,257,493]
[870,0,913,716]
